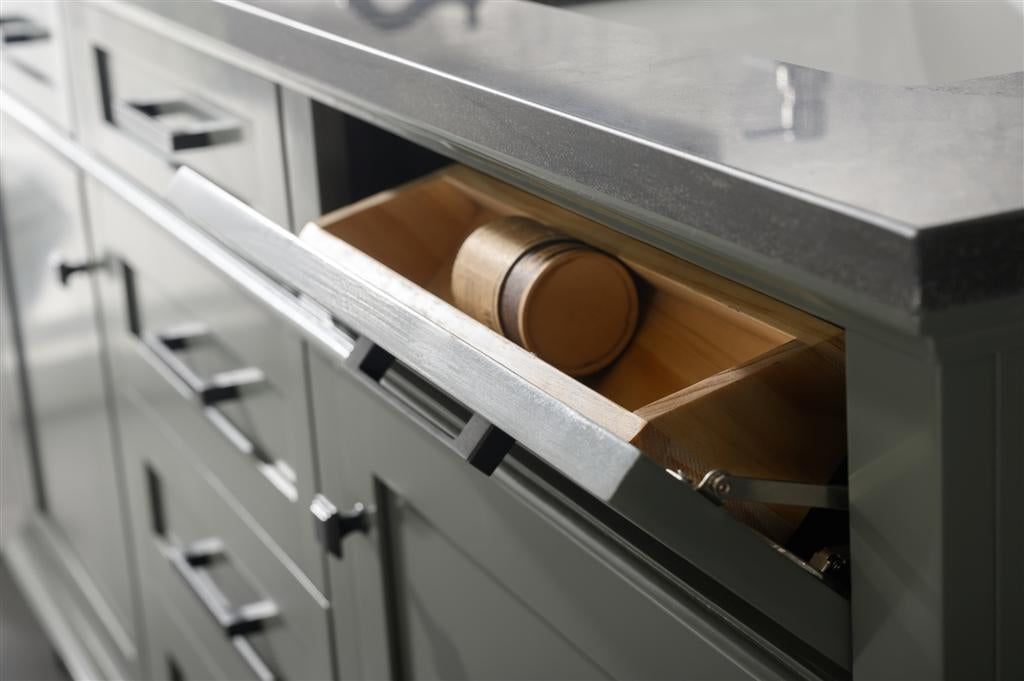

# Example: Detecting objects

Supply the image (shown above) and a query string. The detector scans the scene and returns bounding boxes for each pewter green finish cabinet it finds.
[309,350,808,681]
[4,3,1022,680]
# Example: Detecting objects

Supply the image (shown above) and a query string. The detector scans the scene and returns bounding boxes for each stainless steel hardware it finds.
[162,537,278,681]
[310,494,369,559]
[163,536,278,636]
[135,323,298,500]
[694,469,848,511]
[0,16,48,44]
[142,324,264,405]
[348,337,515,475]
[113,96,241,154]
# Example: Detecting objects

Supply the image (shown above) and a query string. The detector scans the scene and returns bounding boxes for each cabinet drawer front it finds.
[0,2,72,130]
[89,180,325,592]
[118,389,332,681]
[313,354,811,681]
[71,2,289,226]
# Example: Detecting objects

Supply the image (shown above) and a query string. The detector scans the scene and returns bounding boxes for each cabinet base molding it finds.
[3,516,138,681]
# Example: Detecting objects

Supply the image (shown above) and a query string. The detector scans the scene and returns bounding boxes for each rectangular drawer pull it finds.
[143,324,265,405]
[163,537,277,636]
[113,96,241,154]
[349,337,514,475]
[162,538,278,681]
[125,287,298,502]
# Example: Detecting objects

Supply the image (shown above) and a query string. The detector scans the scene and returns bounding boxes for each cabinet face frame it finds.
[1,91,852,676]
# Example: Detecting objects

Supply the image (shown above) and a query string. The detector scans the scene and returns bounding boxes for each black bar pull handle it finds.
[134,324,300,499]
[163,537,277,636]
[347,335,395,380]
[453,412,515,476]
[163,538,278,680]
[349,337,514,474]
[141,324,264,405]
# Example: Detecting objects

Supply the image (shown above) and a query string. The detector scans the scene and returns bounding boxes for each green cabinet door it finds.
[310,347,802,681]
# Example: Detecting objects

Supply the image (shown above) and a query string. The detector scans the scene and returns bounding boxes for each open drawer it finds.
[164,165,850,671]
[302,167,847,545]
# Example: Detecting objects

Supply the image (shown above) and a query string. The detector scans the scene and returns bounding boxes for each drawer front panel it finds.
[70,2,289,226]
[386,499,607,681]
[118,383,333,681]
[88,179,325,592]
[1,1,72,130]
[312,350,803,681]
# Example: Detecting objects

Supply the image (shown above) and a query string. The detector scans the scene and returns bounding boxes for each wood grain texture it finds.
[314,172,502,302]
[633,335,847,541]
[306,165,846,543]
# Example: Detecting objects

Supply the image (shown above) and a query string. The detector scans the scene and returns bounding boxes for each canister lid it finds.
[503,243,639,377]
[451,216,567,333]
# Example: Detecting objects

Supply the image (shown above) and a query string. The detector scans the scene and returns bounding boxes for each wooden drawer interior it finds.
[301,166,846,546]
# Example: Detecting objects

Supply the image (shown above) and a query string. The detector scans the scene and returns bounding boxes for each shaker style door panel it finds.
[86,178,325,592]
[311,352,605,680]
[311,349,789,681]
[382,494,609,681]
[113,361,335,681]
[0,115,136,653]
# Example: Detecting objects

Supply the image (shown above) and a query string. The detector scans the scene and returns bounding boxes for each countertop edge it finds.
[95,0,1024,319]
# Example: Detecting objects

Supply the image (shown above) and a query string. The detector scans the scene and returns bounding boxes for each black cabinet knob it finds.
[311,494,368,558]
[55,258,102,286]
